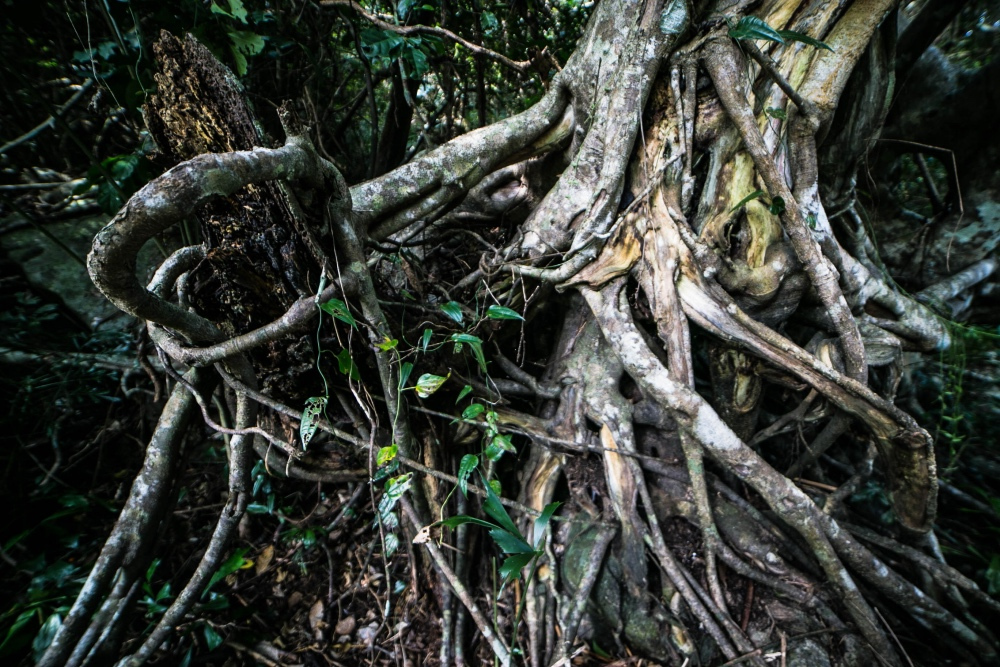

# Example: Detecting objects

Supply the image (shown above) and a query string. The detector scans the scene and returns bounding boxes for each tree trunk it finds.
[51,1,1000,666]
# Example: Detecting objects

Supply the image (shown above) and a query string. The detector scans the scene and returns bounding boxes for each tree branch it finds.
[320,0,533,73]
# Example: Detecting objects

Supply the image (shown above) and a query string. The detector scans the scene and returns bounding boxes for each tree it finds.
[6,0,1000,665]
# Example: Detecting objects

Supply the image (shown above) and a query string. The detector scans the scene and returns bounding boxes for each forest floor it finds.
[2,215,1000,666]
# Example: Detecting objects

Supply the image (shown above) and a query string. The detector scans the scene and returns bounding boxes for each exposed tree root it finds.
[37,370,200,667]
[59,2,1000,666]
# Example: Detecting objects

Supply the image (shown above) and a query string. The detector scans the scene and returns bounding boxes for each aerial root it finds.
[584,279,909,662]
[400,498,513,666]
[116,362,258,667]
[38,369,202,667]
[56,213,274,665]
[639,401,998,662]
[846,524,1000,617]
[703,38,868,385]
[636,468,757,664]
[786,411,852,478]
[556,524,616,665]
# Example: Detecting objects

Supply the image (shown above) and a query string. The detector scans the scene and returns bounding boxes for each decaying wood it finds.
[146,32,329,400]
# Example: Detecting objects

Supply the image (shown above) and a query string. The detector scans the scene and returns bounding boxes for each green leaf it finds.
[404,41,430,78]
[107,154,138,182]
[360,28,406,64]
[440,301,464,324]
[373,458,399,482]
[73,41,117,62]
[462,403,486,420]
[489,527,534,554]
[485,433,515,462]
[456,385,473,403]
[415,373,449,398]
[384,532,400,558]
[384,473,412,498]
[320,298,357,328]
[481,474,521,538]
[450,333,482,344]
[485,409,499,436]
[203,624,224,651]
[398,362,414,390]
[145,558,161,584]
[728,16,785,44]
[300,396,327,450]
[458,454,479,496]
[378,474,413,525]
[421,328,433,352]
[486,305,524,321]
[155,582,172,602]
[499,552,535,582]
[450,333,487,373]
[439,515,498,530]
[765,106,787,120]
[591,641,612,659]
[252,461,270,497]
[59,494,89,509]
[483,438,513,463]
[228,0,249,23]
[212,0,248,23]
[397,0,416,19]
[204,548,250,597]
[0,608,36,656]
[336,349,360,381]
[533,502,561,548]
[381,511,399,531]
[377,337,399,351]
[806,213,817,230]
[32,614,61,664]
[480,10,499,36]
[199,592,230,612]
[484,441,503,462]
[96,181,123,213]
[730,189,765,212]
[377,443,398,466]
[227,30,265,76]
[777,29,833,51]
[769,196,786,215]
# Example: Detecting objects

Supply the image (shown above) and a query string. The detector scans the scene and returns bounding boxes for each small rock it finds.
[334,615,356,636]
[357,622,379,647]
[308,599,326,640]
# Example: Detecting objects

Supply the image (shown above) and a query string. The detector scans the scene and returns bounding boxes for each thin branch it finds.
[400,498,513,666]
[215,367,546,518]
[321,0,533,73]
[0,79,93,155]
[739,41,814,116]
